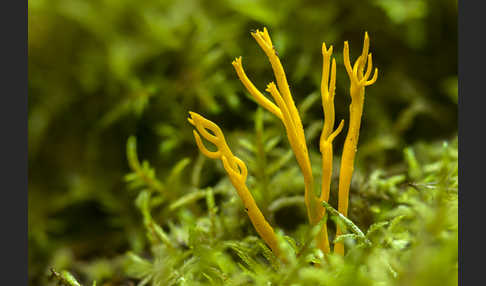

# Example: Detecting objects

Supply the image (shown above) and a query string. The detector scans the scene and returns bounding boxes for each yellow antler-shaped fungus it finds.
[335,32,378,255]
[187,112,280,256]
[190,27,379,258]
[232,28,321,229]
[317,43,345,254]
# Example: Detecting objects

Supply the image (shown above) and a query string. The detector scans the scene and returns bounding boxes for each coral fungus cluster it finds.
[188,27,378,258]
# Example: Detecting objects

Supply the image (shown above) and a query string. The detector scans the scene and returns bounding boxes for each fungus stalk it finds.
[188,112,280,256]
[232,28,321,229]
[191,28,379,258]
[317,43,344,254]
[335,32,378,255]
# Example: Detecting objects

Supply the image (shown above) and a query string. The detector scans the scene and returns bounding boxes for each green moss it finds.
[29,0,457,285]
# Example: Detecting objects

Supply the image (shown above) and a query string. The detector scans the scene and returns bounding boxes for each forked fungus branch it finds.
[188,28,378,258]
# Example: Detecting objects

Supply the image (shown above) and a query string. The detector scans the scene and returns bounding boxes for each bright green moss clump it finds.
[50,136,458,286]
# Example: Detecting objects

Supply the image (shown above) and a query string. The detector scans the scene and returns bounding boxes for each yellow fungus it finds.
[232,28,319,228]
[191,28,378,258]
[232,57,283,120]
[316,42,345,254]
[188,112,280,256]
[334,32,378,255]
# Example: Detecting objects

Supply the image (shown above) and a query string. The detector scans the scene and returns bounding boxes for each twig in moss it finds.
[321,201,371,247]
[49,268,84,286]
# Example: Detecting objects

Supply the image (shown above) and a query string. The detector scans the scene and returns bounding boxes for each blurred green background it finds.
[28,0,457,285]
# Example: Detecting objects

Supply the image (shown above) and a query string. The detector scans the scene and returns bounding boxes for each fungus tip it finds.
[265,82,276,92]
[231,56,242,66]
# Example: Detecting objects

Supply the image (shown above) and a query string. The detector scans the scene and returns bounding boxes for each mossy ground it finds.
[28,0,457,285]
